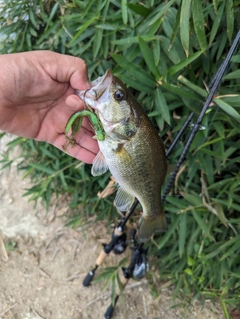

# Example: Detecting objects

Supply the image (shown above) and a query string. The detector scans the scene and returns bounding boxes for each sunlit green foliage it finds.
[1,0,240,316]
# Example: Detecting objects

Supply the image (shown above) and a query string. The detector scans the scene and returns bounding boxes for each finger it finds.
[71,124,99,155]
[41,51,91,90]
[54,139,97,164]
[53,127,99,164]
[66,94,83,112]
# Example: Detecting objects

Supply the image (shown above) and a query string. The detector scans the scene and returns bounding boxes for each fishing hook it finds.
[83,88,92,110]
[83,88,98,111]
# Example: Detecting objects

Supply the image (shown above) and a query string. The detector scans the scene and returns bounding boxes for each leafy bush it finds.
[1,0,240,316]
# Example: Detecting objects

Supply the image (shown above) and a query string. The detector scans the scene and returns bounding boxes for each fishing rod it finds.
[104,232,148,319]
[83,29,240,318]
[82,201,138,287]
[162,28,240,201]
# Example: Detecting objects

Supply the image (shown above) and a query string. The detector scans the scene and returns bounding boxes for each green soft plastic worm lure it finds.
[64,110,105,149]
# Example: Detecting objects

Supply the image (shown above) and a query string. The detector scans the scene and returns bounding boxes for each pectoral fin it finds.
[138,214,168,243]
[91,151,109,176]
[114,187,135,212]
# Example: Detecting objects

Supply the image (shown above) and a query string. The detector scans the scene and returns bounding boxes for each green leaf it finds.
[179,213,187,257]
[29,10,38,28]
[226,0,234,43]
[36,23,59,44]
[220,238,240,260]
[192,0,207,52]
[169,6,181,48]
[138,37,161,79]
[197,137,224,151]
[191,210,213,240]
[148,0,176,26]
[182,194,202,206]
[231,55,240,63]
[111,275,116,306]
[220,299,230,319]
[81,0,97,19]
[159,35,183,64]
[180,0,192,56]
[213,0,218,12]
[121,0,128,24]
[29,163,56,175]
[160,82,200,101]
[95,24,116,31]
[167,51,203,77]
[155,87,171,124]
[223,69,240,80]
[213,98,240,123]
[177,75,207,97]
[38,146,58,160]
[29,27,37,37]
[127,4,152,18]
[156,216,180,250]
[45,2,59,30]
[93,28,103,58]
[184,268,193,276]
[116,74,153,94]
[187,256,196,266]
[111,35,156,45]
[111,54,156,87]
[69,16,98,45]
[209,2,225,45]
[216,32,228,61]
[212,203,228,227]
[152,40,161,66]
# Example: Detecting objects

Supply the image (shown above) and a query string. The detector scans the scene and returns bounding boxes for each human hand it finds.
[0,51,99,164]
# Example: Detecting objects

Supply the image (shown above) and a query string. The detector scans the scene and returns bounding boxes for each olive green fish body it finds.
[77,70,168,242]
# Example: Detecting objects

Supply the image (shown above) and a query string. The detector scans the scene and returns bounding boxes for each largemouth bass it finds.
[77,70,168,242]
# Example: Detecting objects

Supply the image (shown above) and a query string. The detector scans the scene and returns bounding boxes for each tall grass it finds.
[1,0,240,315]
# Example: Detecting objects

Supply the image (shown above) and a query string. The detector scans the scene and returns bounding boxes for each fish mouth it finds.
[76,69,113,109]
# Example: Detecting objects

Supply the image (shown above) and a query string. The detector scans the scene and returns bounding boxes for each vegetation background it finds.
[0,0,240,317]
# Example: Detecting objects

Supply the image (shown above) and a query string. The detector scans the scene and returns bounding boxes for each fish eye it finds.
[114,89,126,101]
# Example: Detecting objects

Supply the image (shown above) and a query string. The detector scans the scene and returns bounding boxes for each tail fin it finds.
[138,214,168,243]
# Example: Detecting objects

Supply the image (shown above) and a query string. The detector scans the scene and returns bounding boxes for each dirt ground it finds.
[0,134,225,319]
